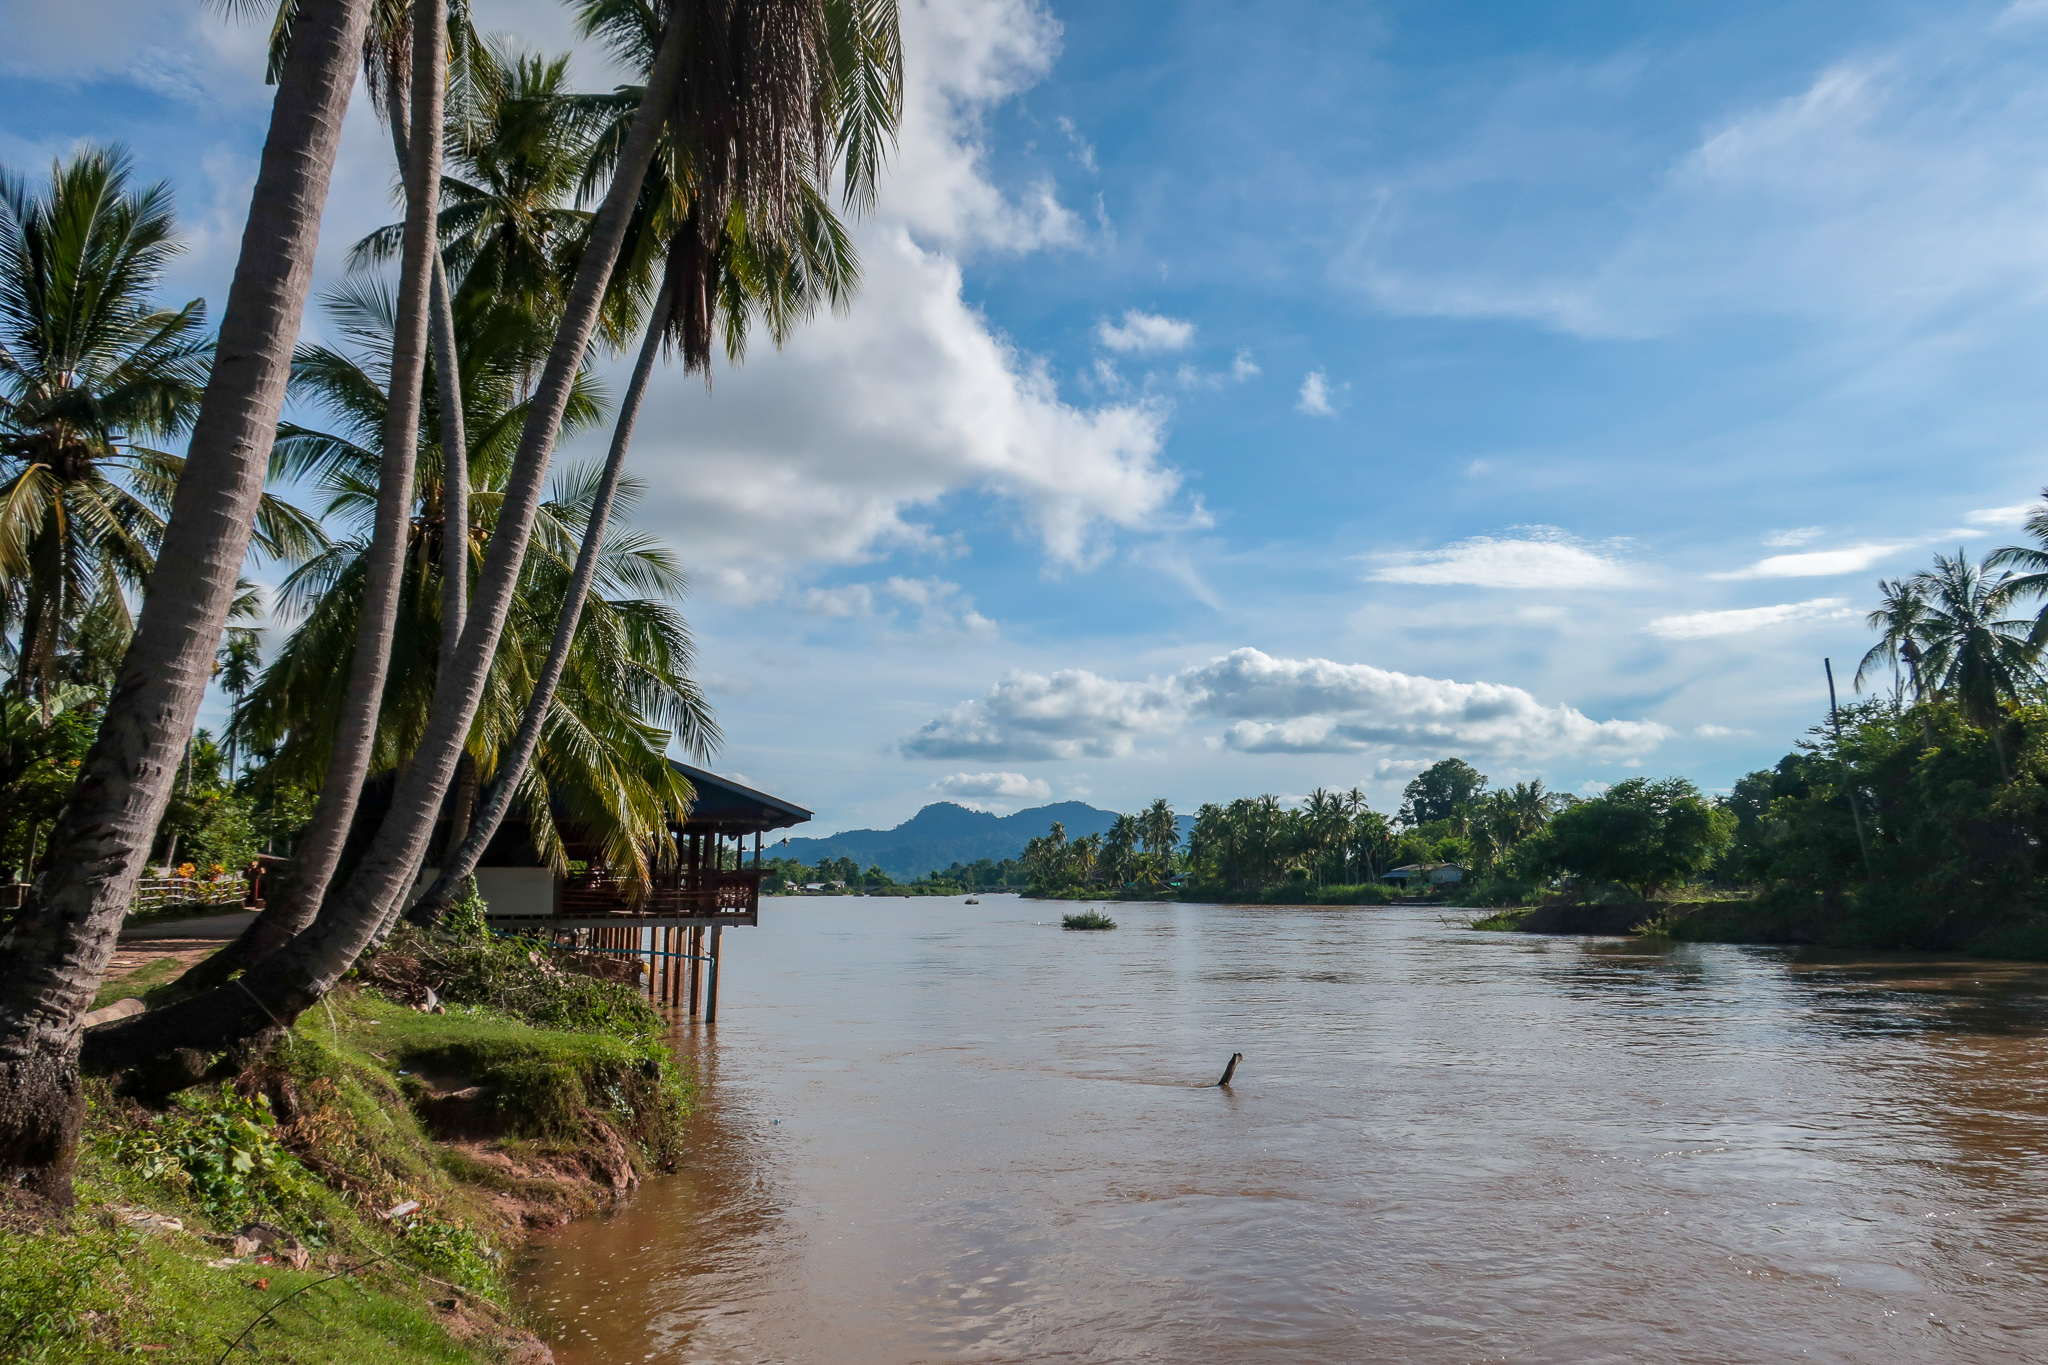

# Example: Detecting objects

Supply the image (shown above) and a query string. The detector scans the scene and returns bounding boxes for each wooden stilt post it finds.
[688,925,702,1017]
[705,924,722,1024]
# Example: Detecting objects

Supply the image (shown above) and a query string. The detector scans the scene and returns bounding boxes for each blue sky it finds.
[7,0,2048,833]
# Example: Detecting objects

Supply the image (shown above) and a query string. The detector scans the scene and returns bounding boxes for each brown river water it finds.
[513,896,2048,1364]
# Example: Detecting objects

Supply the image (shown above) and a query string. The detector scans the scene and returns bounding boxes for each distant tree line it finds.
[761,854,1025,897]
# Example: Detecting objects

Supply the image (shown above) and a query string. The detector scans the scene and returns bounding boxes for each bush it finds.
[1062,910,1117,930]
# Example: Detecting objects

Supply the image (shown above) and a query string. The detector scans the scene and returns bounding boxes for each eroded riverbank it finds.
[518,896,2048,1364]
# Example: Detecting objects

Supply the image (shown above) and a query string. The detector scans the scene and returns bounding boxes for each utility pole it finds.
[1825,658,1873,873]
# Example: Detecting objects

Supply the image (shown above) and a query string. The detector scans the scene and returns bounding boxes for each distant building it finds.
[1380,862,1465,887]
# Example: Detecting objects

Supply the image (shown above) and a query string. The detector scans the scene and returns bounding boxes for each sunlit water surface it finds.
[514,897,2048,1363]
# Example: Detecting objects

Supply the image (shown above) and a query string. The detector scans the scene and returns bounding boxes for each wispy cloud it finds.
[1369,528,1638,589]
[1765,526,1826,547]
[1096,309,1195,354]
[1645,597,1856,639]
[1710,543,1908,579]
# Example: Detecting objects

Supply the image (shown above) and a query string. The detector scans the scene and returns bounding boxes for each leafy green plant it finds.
[101,1084,309,1226]
[1062,910,1117,930]
[396,1215,500,1292]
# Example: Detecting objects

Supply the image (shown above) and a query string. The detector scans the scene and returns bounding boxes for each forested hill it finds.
[776,801,1119,880]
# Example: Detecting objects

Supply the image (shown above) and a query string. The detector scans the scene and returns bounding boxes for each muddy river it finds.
[514,896,2048,1363]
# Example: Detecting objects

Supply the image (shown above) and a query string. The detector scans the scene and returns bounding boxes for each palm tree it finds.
[1103,813,1140,886]
[356,41,608,343]
[249,0,455,953]
[409,0,896,926]
[1909,551,2038,773]
[215,631,262,782]
[1855,577,1931,704]
[0,0,373,1203]
[0,150,208,707]
[1139,797,1178,882]
[188,278,710,986]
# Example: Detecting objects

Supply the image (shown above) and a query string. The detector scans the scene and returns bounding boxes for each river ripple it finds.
[514,896,2048,1363]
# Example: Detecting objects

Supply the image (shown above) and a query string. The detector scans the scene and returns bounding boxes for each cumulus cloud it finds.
[1368,528,1638,589]
[581,0,1190,595]
[900,668,1181,760]
[1096,309,1195,353]
[901,647,1667,763]
[1644,597,1856,639]
[1711,542,1907,579]
[933,771,1053,800]
[1297,369,1336,416]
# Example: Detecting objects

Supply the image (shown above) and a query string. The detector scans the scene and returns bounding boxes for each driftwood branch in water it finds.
[1216,1052,1243,1087]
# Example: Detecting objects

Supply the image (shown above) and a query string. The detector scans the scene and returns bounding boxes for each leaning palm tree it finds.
[188,276,709,987]
[407,0,897,927]
[1910,551,2039,772]
[0,0,372,1203]
[85,0,703,1093]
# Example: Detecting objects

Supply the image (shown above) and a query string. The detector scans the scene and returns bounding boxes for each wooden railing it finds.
[133,873,249,914]
[558,868,761,920]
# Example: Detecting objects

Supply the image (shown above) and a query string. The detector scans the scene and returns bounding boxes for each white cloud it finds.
[1765,526,1826,547]
[1711,542,1907,579]
[1096,309,1195,353]
[580,0,1191,594]
[1186,650,1666,759]
[1055,115,1098,174]
[933,771,1053,800]
[794,577,995,639]
[1965,503,2033,527]
[901,668,1182,760]
[1368,528,1638,589]
[901,647,1667,763]
[1644,597,1857,639]
[1231,349,1261,381]
[1297,369,1336,416]
[1693,723,1748,737]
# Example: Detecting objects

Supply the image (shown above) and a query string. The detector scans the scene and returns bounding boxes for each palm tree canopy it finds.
[249,285,715,885]
[1908,551,2038,728]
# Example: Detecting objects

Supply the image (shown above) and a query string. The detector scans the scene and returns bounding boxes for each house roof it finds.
[669,760,813,835]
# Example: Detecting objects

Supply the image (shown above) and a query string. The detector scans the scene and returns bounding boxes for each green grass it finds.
[88,953,204,1011]
[1466,907,1534,932]
[2,931,696,1363]
[1061,910,1118,930]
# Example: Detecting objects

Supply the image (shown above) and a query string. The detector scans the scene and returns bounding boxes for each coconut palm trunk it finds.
[81,6,693,1079]
[0,0,373,1202]
[185,0,451,991]
[411,264,679,925]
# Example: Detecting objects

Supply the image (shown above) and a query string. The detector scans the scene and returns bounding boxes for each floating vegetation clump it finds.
[1062,910,1118,931]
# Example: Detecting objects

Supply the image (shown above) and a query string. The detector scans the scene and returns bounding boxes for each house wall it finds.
[412,866,559,918]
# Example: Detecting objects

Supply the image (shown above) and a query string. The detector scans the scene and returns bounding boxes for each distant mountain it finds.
[774,801,1119,881]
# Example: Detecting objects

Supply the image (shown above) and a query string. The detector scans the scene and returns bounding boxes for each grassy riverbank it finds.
[0,929,689,1363]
